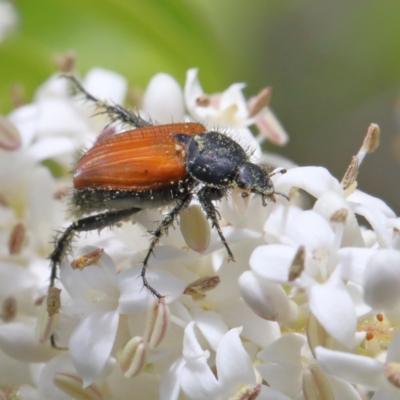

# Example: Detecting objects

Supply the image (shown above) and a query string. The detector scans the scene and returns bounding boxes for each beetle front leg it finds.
[197,187,235,262]
[141,195,192,298]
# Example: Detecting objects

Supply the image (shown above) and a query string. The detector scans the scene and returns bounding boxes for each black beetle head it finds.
[236,162,275,205]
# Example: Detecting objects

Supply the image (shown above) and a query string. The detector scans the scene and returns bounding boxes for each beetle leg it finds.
[197,187,235,262]
[141,195,192,298]
[64,75,151,128]
[48,207,141,347]
[49,206,142,287]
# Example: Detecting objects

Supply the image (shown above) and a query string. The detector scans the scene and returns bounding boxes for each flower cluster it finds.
[0,65,399,400]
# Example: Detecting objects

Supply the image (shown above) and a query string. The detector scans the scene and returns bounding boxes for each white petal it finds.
[315,346,384,389]
[329,378,365,400]
[8,104,39,147]
[372,384,400,400]
[250,244,297,284]
[37,354,75,400]
[83,68,127,104]
[191,308,228,351]
[222,301,281,348]
[218,82,248,122]
[347,190,396,219]
[338,247,375,284]
[69,310,119,386]
[287,210,334,250]
[216,327,256,388]
[181,357,221,400]
[28,136,75,162]
[239,271,296,323]
[308,275,357,348]
[184,68,207,120]
[142,73,185,123]
[313,191,364,247]
[118,267,186,314]
[0,263,37,297]
[387,330,400,362]
[0,322,57,363]
[259,385,292,400]
[364,249,400,312]
[257,333,305,397]
[274,166,343,199]
[182,322,206,361]
[159,357,186,400]
[351,203,392,249]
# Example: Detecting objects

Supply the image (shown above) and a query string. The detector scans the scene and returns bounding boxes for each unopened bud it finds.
[2,297,17,322]
[0,116,21,151]
[384,362,400,389]
[306,313,335,357]
[248,87,272,118]
[71,248,104,270]
[54,372,104,400]
[8,222,26,255]
[180,205,211,254]
[288,246,305,282]
[330,208,348,224]
[239,271,296,323]
[303,364,334,400]
[119,336,147,378]
[143,298,170,349]
[184,275,220,301]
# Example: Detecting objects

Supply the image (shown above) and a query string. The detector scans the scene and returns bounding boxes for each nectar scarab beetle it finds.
[48,76,288,335]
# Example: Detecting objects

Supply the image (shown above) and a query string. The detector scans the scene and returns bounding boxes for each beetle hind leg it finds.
[48,206,141,347]
[64,74,151,128]
[197,187,235,262]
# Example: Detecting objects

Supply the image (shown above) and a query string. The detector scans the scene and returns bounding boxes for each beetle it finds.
[48,76,288,303]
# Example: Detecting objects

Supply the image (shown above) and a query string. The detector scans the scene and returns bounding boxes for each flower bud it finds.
[180,204,211,254]
[119,336,147,378]
[303,364,334,400]
[306,313,335,357]
[239,271,296,323]
[53,372,104,400]
[143,298,170,349]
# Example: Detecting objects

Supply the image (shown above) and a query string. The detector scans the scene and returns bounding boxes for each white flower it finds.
[316,329,400,399]
[180,323,291,400]
[184,68,288,148]
[59,247,185,386]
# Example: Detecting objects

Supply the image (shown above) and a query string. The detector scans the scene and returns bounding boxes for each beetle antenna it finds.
[269,168,287,177]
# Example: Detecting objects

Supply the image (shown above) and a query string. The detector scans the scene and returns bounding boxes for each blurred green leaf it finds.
[0,0,230,112]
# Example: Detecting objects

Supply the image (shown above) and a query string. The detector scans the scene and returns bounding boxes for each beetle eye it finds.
[241,192,249,198]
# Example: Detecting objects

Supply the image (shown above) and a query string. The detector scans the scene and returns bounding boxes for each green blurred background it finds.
[2,0,400,213]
